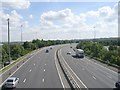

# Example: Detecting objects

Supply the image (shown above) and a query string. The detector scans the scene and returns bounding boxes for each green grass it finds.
[0,49,40,75]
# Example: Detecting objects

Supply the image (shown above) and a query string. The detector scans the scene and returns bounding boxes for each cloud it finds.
[29,14,33,19]
[1,0,31,9]
[39,4,118,40]
[1,3,118,41]
[0,10,31,41]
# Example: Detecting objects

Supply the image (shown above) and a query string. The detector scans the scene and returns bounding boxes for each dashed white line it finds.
[0,48,46,87]
[92,76,96,80]
[23,79,26,83]
[34,63,35,66]
[29,69,32,72]
[42,78,44,82]
[107,75,112,79]
[44,69,45,72]
[45,64,46,66]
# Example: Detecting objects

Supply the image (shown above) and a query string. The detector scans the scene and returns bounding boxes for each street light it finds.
[93,26,96,42]
[21,25,23,44]
[7,18,11,63]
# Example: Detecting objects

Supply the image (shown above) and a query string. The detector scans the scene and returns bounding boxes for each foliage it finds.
[2,39,70,66]
[76,41,120,66]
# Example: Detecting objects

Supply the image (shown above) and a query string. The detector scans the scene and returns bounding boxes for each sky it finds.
[0,0,119,42]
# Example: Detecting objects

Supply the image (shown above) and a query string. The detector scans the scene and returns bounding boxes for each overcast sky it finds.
[0,0,119,42]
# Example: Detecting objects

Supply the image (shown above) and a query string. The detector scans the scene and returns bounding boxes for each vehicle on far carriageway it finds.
[74,49,84,58]
[67,52,71,55]
[45,49,49,53]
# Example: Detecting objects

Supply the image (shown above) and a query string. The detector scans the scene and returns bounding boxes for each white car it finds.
[4,77,19,88]
[67,52,71,55]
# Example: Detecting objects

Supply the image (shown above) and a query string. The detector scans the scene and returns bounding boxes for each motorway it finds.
[1,45,64,89]
[60,44,118,88]
[0,44,118,89]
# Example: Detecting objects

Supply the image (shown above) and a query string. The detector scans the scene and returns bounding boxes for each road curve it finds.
[1,45,65,89]
[60,44,118,89]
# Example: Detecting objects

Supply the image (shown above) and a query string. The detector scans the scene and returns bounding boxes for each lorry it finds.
[74,49,84,58]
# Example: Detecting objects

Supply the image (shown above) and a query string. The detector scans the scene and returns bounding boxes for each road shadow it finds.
[72,54,84,59]
[1,86,14,90]
[72,55,78,58]
[112,88,119,90]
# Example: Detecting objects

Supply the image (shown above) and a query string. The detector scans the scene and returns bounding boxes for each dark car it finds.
[46,49,49,53]
[4,61,10,66]
[115,80,120,89]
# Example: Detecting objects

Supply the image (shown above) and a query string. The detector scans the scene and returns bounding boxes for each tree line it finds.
[1,39,72,66]
[76,41,120,67]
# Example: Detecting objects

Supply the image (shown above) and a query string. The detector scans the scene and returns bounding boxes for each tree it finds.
[2,47,8,63]
[11,45,23,60]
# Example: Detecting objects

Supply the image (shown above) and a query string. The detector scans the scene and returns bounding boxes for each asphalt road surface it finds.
[1,45,63,89]
[0,44,118,89]
[60,43,118,89]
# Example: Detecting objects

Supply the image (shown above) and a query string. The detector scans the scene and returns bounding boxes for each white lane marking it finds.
[34,63,35,66]
[86,58,117,74]
[23,79,26,83]
[54,50,65,88]
[107,75,112,79]
[0,48,45,87]
[45,64,46,66]
[29,69,32,72]
[42,78,44,82]
[60,49,88,89]
[44,69,45,72]
[92,76,96,80]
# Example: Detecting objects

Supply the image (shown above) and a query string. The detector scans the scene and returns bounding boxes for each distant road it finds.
[60,43,118,88]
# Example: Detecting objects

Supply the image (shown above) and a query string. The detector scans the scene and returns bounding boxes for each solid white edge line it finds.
[86,58,117,74]
[60,49,88,89]
[54,50,65,88]
[0,49,41,77]
[0,48,45,87]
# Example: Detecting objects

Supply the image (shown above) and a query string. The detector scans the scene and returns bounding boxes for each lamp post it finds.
[93,26,96,42]
[7,18,11,63]
[21,25,23,45]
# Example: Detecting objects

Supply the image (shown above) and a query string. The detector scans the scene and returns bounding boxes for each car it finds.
[46,49,49,53]
[4,61,10,66]
[115,80,120,89]
[3,77,19,88]
[67,52,71,55]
